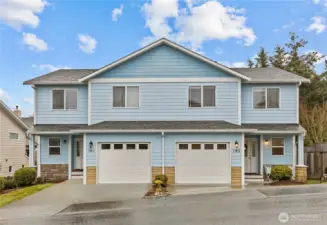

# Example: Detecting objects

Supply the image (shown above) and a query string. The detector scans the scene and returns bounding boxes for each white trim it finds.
[292,135,296,177]
[79,39,250,82]
[83,133,87,185]
[91,77,240,83]
[51,88,78,111]
[71,129,257,133]
[296,84,299,124]
[241,133,245,186]
[161,132,165,174]
[37,135,41,177]
[34,86,36,125]
[238,81,241,125]
[246,80,310,84]
[252,87,281,110]
[252,130,304,134]
[68,135,72,180]
[260,135,264,175]
[88,81,91,125]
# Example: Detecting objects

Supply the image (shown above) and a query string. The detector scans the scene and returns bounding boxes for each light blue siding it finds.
[262,135,293,165]
[85,133,242,168]
[40,135,69,164]
[241,84,297,124]
[35,85,88,124]
[85,133,162,167]
[91,82,239,124]
[96,45,234,78]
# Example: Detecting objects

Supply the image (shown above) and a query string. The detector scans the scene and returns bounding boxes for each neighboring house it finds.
[23,39,309,187]
[0,102,29,176]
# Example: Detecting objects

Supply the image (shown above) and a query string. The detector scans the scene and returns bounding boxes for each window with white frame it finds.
[49,137,61,155]
[52,89,77,110]
[9,132,19,140]
[272,137,284,155]
[189,86,215,107]
[113,86,139,108]
[253,87,280,109]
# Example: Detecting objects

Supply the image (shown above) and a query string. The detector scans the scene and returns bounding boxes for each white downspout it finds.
[161,132,165,174]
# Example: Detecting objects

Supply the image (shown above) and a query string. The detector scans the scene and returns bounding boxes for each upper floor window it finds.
[52,89,77,110]
[9,132,19,140]
[113,86,139,108]
[253,87,280,109]
[189,86,215,107]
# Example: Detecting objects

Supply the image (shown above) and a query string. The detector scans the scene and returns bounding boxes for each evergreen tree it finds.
[255,47,269,68]
[247,59,255,68]
[269,45,287,69]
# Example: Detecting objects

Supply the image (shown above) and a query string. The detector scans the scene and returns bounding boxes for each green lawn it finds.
[0,183,53,207]
[306,179,327,184]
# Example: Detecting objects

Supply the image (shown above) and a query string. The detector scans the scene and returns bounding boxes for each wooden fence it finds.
[304,143,327,179]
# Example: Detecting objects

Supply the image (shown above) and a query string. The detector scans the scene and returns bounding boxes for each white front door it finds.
[245,139,259,174]
[75,138,83,169]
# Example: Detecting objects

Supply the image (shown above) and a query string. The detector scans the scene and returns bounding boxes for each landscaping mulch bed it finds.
[270,180,305,186]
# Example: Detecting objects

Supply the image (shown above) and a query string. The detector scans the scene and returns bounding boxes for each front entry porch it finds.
[70,136,84,179]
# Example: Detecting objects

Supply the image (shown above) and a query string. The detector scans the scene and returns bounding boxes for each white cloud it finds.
[22,32,48,51]
[0,88,9,101]
[32,64,71,72]
[313,0,320,3]
[306,16,326,34]
[78,34,97,54]
[273,21,295,32]
[0,0,48,30]
[141,0,256,51]
[23,97,33,104]
[218,61,247,68]
[112,4,124,22]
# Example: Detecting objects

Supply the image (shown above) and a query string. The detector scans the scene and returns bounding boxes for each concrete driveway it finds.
[0,179,149,220]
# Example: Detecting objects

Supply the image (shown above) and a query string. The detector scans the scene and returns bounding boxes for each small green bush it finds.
[14,168,37,187]
[270,165,292,181]
[5,176,14,180]
[0,177,4,191]
[153,174,168,188]
[36,176,45,184]
[4,179,17,190]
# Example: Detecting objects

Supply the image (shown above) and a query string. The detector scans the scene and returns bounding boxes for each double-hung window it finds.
[52,89,77,110]
[271,138,284,155]
[189,86,215,107]
[49,137,61,155]
[253,87,280,109]
[9,132,19,140]
[113,86,139,108]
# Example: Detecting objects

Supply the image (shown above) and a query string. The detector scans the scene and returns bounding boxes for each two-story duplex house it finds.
[24,39,309,188]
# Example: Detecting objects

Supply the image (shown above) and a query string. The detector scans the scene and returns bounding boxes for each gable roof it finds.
[0,101,29,130]
[231,68,310,83]
[23,69,96,85]
[78,38,251,82]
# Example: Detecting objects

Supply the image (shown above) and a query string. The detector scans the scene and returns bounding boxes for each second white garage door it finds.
[176,143,230,184]
[98,143,151,183]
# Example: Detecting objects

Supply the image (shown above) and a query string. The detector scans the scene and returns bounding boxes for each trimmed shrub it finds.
[270,165,292,181]
[5,176,14,180]
[4,179,17,190]
[0,177,4,191]
[153,174,168,187]
[14,168,37,187]
[36,176,45,184]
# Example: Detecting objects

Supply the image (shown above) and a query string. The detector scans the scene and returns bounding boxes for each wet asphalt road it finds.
[2,190,327,225]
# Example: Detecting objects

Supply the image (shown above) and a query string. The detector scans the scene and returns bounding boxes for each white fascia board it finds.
[27,131,72,135]
[252,130,304,134]
[79,39,250,82]
[90,77,240,83]
[246,79,310,84]
[70,129,257,133]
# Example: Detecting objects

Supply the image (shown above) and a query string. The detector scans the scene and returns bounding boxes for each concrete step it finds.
[71,175,83,179]
[72,171,83,176]
[245,175,264,179]
[245,178,264,183]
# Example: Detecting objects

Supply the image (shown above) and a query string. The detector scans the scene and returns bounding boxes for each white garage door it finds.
[176,143,230,184]
[98,143,151,183]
